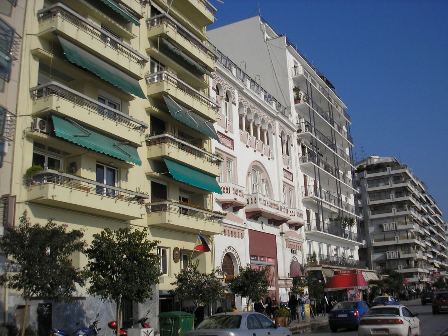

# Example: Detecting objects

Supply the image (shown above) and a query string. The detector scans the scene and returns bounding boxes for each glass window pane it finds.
[47,157,61,171]
[247,315,262,330]
[32,152,45,168]
[96,164,105,194]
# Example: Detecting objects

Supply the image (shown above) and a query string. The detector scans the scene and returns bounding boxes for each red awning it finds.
[325,271,368,291]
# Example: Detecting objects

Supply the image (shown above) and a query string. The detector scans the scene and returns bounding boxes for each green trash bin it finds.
[159,311,194,336]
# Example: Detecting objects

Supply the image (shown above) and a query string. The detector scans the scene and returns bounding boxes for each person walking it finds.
[288,293,298,321]
[254,298,265,314]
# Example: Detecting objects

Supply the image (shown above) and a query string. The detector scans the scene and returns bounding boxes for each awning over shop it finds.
[58,37,146,98]
[163,95,218,140]
[163,158,221,194]
[98,0,140,25]
[51,115,141,165]
[363,271,379,282]
[160,38,211,76]
[325,270,368,291]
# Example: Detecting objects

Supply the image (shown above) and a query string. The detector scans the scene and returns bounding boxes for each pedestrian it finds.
[254,298,265,314]
[265,296,273,318]
[298,294,305,320]
[288,293,298,321]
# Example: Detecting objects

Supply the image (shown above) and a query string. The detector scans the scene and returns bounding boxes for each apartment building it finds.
[356,156,448,287]
[6,0,218,329]
[209,16,365,284]
[211,46,305,308]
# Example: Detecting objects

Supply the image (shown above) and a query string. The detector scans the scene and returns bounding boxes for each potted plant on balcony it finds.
[24,165,43,185]
[274,306,290,327]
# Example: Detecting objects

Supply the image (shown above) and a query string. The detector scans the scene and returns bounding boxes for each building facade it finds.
[356,156,448,287]
[208,16,365,284]
[211,47,306,309]
[5,0,218,330]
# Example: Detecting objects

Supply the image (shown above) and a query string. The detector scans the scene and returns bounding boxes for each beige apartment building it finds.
[2,0,220,329]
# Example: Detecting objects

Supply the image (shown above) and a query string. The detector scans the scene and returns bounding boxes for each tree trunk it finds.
[20,300,29,336]
[116,298,122,336]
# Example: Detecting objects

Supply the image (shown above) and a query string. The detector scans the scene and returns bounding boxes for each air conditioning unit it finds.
[32,117,49,133]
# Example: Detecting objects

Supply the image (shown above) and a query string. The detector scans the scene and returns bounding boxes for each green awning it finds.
[160,38,211,77]
[98,0,140,26]
[51,115,141,165]
[164,158,222,194]
[58,37,145,98]
[163,95,218,140]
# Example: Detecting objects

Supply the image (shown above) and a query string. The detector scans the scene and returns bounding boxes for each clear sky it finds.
[209,0,448,217]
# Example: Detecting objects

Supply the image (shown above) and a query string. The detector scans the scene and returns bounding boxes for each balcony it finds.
[30,82,147,146]
[245,193,303,226]
[146,71,217,121]
[305,223,361,244]
[37,4,147,79]
[147,14,214,71]
[146,201,223,235]
[146,133,219,176]
[239,130,273,159]
[216,182,246,210]
[307,254,366,269]
[27,170,148,220]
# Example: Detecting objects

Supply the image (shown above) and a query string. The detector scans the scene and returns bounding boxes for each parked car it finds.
[328,300,369,332]
[185,312,292,336]
[421,290,434,305]
[358,305,420,336]
[371,296,400,306]
[432,290,448,314]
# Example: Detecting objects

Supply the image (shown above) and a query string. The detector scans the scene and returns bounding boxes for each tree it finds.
[85,228,160,335]
[229,266,269,310]
[171,262,224,315]
[0,212,85,336]
[433,277,447,289]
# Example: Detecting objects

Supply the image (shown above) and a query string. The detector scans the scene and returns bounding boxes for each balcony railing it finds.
[38,3,148,65]
[306,254,366,269]
[220,182,245,199]
[305,222,360,242]
[145,133,220,166]
[245,193,303,222]
[146,200,224,221]
[300,153,353,186]
[146,14,215,60]
[30,81,147,130]
[239,130,272,158]
[146,71,217,110]
[28,170,148,203]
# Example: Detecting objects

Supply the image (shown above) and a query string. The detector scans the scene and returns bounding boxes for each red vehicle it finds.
[108,310,151,336]
[432,291,448,314]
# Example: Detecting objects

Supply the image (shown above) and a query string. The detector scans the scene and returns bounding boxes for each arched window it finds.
[223,91,231,127]
[222,253,235,282]
[247,162,272,197]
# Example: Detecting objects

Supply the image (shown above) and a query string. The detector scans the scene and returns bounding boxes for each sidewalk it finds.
[289,315,328,334]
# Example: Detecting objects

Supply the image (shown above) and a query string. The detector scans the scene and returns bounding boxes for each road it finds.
[309,300,448,336]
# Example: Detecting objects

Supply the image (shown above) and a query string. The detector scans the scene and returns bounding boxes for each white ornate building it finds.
[210,47,306,309]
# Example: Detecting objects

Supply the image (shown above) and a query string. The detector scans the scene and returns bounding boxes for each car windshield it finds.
[332,302,356,310]
[366,307,400,316]
[196,315,242,329]
[435,293,448,299]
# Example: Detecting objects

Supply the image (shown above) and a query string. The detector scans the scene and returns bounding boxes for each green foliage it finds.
[274,307,290,317]
[0,211,85,301]
[433,277,447,289]
[306,272,325,300]
[369,271,403,297]
[24,166,43,179]
[229,266,269,305]
[171,262,224,311]
[291,277,306,295]
[333,216,355,230]
[85,227,160,305]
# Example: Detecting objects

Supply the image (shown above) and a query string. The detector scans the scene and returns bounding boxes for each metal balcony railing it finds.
[146,71,217,110]
[306,254,366,268]
[28,170,148,203]
[30,81,147,130]
[146,14,215,60]
[38,3,148,65]
[219,183,245,199]
[305,221,360,242]
[146,200,224,221]
[145,133,220,166]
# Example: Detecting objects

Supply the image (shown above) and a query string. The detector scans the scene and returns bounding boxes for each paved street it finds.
[308,300,448,336]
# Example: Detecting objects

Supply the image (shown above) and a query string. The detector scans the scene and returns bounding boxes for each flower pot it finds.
[274,316,288,327]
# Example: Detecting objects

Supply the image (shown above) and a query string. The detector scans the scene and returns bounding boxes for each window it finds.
[151,181,167,202]
[247,315,262,330]
[0,18,14,83]
[32,142,62,170]
[150,58,165,74]
[150,116,166,136]
[255,314,275,329]
[96,163,117,196]
[158,247,168,275]
[98,95,121,111]
[180,252,189,270]
[226,158,234,183]
[216,151,236,184]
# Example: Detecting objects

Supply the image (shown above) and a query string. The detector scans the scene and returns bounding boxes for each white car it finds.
[358,305,420,336]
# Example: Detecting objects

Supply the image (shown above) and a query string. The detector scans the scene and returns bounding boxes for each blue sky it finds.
[210,0,448,216]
